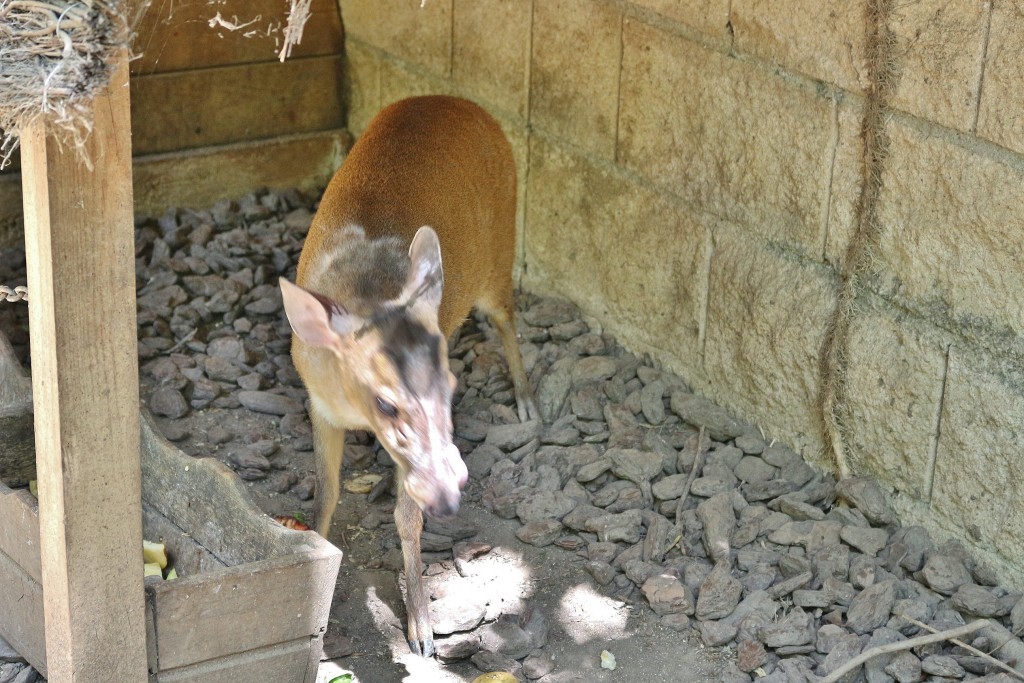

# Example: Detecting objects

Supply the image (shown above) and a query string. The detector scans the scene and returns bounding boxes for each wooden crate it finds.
[0,341,342,682]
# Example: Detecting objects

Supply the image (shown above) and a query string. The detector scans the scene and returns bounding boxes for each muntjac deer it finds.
[279,95,537,657]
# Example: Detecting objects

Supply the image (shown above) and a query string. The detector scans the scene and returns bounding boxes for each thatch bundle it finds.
[0,0,135,167]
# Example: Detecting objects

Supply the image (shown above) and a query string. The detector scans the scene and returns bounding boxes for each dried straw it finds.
[0,0,133,168]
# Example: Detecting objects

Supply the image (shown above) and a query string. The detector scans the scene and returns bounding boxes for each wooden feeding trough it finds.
[0,334,342,681]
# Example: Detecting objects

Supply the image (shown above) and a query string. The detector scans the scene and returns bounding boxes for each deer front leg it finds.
[311,407,346,538]
[395,476,433,656]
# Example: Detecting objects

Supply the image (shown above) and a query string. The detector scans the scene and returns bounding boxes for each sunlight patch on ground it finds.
[558,583,630,644]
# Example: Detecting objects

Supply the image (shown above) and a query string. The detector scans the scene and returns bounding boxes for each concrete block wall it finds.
[339,0,1024,585]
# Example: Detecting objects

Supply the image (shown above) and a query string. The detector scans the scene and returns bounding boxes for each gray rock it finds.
[883,651,922,683]
[204,355,244,381]
[237,390,303,415]
[758,607,813,647]
[429,594,487,635]
[691,476,736,498]
[652,473,689,500]
[697,492,735,565]
[466,444,504,479]
[835,476,897,526]
[584,509,643,543]
[536,357,575,421]
[0,636,24,664]
[950,583,1004,618]
[696,563,743,620]
[735,434,765,455]
[516,519,563,547]
[777,497,826,521]
[470,650,521,675]
[608,448,664,484]
[433,632,480,662]
[586,561,617,585]
[768,521,842,553]
[478,610,547,660]
[669,392,745,441]
[571,355,617,388]
[735,638,767,672]
[562,504,605,532]
[734,456,777,483]
[641,574,695,616]
[150,387,190,419]
[522,652,555,679]
[919,553,972,595]
[522,298,577,326]
[846,580,896,634]
[576,457,612,482]
[841,526,889,557]
[920,655,964,678]
[818,633,865,683]
[699,620,738,647]
[640,380,667,424]
[516,491,578,524]
[485,420,542,451]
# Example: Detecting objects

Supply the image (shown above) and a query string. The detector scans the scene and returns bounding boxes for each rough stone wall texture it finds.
[338,0,1024,586]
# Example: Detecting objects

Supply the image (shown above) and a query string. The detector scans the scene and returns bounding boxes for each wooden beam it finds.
[20,50,147,682]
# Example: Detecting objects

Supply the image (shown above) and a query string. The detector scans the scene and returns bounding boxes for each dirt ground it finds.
[310,487,725,683]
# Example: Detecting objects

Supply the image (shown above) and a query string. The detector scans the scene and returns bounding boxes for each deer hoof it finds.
[409,637,435,658]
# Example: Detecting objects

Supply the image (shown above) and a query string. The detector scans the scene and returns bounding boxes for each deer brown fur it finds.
[280,95,537,657]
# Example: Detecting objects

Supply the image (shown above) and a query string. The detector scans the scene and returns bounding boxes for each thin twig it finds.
[163,328,197,355]
[895,613,1024,681]
[675,426,708,526]
[818,620,990,683]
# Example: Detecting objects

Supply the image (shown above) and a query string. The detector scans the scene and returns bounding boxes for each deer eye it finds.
[375,396,399,419]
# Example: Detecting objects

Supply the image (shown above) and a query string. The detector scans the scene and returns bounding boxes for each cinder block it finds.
[339,0,452,76]
[730,0,869,93]
[619,19,836,258]
[524,135,706,371]
[530,0,621,159]
[932,348,1024,563]
[453,0,532,120]
[978,3,1024,154]
[875,121,1024,356]
[378,59,453,112]
[628,0,731,43]
[887,0,987,133]
[703,225,835,458]
[344,40,381,137]
[846,305,946,499]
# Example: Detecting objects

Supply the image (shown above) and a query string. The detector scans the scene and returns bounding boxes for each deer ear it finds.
[400,226,444,312]
[280,278,362,348]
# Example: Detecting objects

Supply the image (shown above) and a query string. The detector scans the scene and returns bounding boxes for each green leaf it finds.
[294,511,307,524]
[327,675,353,683]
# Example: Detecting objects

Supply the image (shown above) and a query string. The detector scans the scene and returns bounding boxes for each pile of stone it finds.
[448,297,1024,683]
[4,186,1024,682]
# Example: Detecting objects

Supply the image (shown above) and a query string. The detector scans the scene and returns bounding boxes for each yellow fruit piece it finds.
[344,473,382,494]
[165,568,177,581]
[600,650,616,670]
[144,563,163,578]
[28,480,37,498]
[471,674,518,683]
[143,540,168,569]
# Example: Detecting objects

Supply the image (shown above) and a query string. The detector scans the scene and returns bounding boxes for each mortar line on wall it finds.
[971,1,994,134]
[818,95,841,262]
[925,344,951,504]
[447,0,455,79]
[697,227,713,361]
[613,9,625,165]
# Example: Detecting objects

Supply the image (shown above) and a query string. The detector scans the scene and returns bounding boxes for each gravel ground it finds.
[2,188,1024,683]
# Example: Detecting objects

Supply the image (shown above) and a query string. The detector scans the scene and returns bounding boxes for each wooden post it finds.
[19,51,148,681]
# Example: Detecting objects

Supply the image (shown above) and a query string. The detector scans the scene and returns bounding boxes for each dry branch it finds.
[819,619,990,683]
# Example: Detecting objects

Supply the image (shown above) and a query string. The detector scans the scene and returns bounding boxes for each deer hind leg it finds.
[395,476,433,656]
[482,298,538,423]
[311,407,346,538]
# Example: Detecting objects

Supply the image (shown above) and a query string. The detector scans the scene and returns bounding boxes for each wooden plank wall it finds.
[0,0,347,248]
